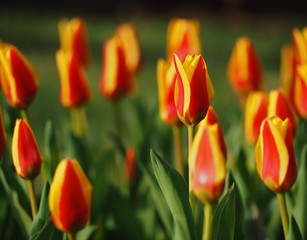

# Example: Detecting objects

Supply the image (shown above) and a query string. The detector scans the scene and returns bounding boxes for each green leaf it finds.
[150,149,196,240]
[0,168,32,238]
[286,216,303,240]
[43,120,60,183]
[211,183,236,240]
[77,225,97,240]
[30,181,62,240]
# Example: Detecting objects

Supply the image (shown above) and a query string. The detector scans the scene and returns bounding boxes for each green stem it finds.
[188,125,195,216]
[70,107,88,137]
[67,233,76,240]
[27,180,37,219]
[172,126,184,176]
[112,101,121,137]
[203,204,213,240]
[277,192,289,238]
[20,109,31,126]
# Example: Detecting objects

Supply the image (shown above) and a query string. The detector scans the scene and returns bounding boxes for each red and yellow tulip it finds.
[255,116,297,193]
[157,59,181,126]
[0,44,40,109]
[0,107,6,160]
[190,108,227,203]
[58,17,91,66]
[56,49,91,108]
[227,36,263,103]
[49,158,92,234]
[294,63,307,118]
[174,53,214,126]
[12,119,42,180]
[267,89,298,134]
[115,24,143,74]
[166,18,201,62]
[244,91,268,144]
[100,37,133,101]
[292,27,307,65]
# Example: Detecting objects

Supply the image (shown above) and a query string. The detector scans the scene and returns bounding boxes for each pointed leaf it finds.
[286,216,303,240]
[77,225,98,240]
[150,149,196,240]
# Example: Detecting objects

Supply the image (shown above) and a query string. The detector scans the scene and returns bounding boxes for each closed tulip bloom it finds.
[166,18,201,62]
[0,107,6,160]
[49,159,92,234]
[12,119,42,180]
[157,59,181,126]
[227,36,263,98]
[58,17,91,66]
[292,27,307,65]
[255,116,297,193]
[190,113,227,203]
[245,91,268,144]
[294,63,307,118]
[115,24,143,74]
[174,54,214,126]
[56,49,91,108]
[267,89,298,134]
[0,44,40,109]
[125,147,136,182]
[100,37,133,101]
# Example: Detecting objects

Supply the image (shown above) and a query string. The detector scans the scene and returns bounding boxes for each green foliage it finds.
[286,216,303,240]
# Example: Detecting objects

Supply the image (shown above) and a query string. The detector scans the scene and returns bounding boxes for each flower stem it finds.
[112,101,121,137]
[70,107,88,137]
[20,109,31,126]
[67,233,76,240]
[27,180,37,219]
[188,125,195,216]
[277,192,289,238]
[203,203,213,240]
[172,126,184,176]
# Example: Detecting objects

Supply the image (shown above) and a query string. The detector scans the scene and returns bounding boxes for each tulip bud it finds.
[174,54,214,126]
[267,89,298,134]
[292,27,307,65]
[56,49,91,108]
[294,63,307,118]
[49,158,92,234]
[0,44,40,109]
[166,18,201,62]
[58,17,91,66]
[191,110,227,203]
[227,36,263,102]
[244,91,268,144]
[115,24,143,74]
[125,147,136,182]
[99,37,133,101]
[255,116,297,193]
[12,119,42,180]
[157,59,182,126]
[0,107,6,160]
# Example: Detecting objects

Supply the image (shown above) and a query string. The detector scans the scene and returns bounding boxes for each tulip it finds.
[244,91,268,144]
[292,27,307,65]
[0,44,40,109]
[0,106,6,160]
[166,18,201,62]
[294,63,307,118]
[173,53,214,126]
[58,17,91,66]
[227,36,263,103]
[56,49,91,108]
[100,37,133,101]
[267,89,298,134]
[49,158,92,235]
[12,119,42,180]
[125,147,136,182]
[115,24,143,74]
[157,58,181,126]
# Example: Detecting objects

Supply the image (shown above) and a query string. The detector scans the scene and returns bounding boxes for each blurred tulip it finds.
[100,37,133,101]
[174,54,214,126]
[227,36,263,104]
[267,89,298,134]
[157,59,182,126]
[0,44,40,109]
[115,24,143,74]
[0,107,6,160]
[125,147,136,182]
[166,18,201,62]
[255,116,297,193]
[49,158,92,234]
[292,27,307,65]
[244,91,268,144]
[58,17,91,66]
[12,119,42,180]
[56,49,91,108]
[294,63,307,118]
[191,110,227,203]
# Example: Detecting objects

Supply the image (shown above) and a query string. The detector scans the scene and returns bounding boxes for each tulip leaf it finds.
[150,149,196,240]
[77,225,98,240]
[211,183,236,240]
[0,168,32,238]
[43,120,60,183]
[286,215,303,240]
[30,181,62,240]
